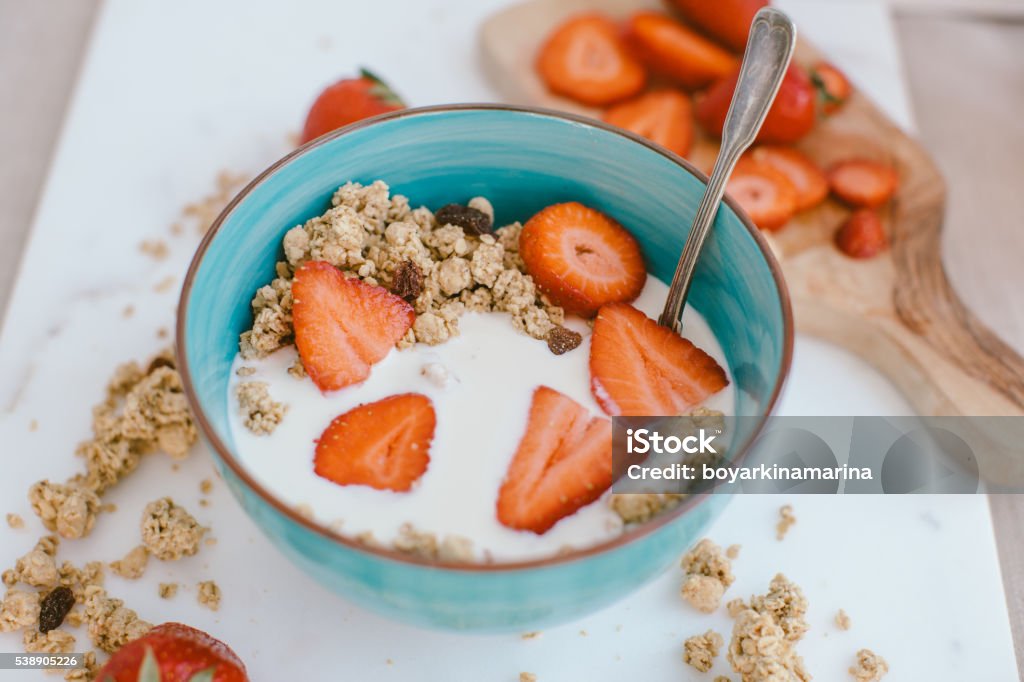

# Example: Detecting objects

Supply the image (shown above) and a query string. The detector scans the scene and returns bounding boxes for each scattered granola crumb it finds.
[139,239,169,260]
[0,588,40,632]
[727,574,810,682]
[83,586,152,653]
[183,171,248,234]
[682,574,726,614]
[684,629,724,673]
[109,546,149,580]
[158,582,178,599]
[63,650,99,681]
[153,276,176,293]
[392,523,474,563]
[294,503,314,520]
[122,305,135,318]
[204,538,217,547]
[197,580,221,611]
[680,538,735,612]
[100,503,117,514]
[578,629,587,637]
[776,505,796,541]
[199,499,210,508]
[200,479,214,495]
[6,513,24,529]
[236,381,288,435]
[520,674,538,682]
[8,540,60,588]
[714,677,733,682]
[28,481,101,540]
[610,493,682,524]
[287,357,307,379]
[236,366,257,377]
[140,497,205,561]
[24,628,76,654]
[836,609,851,631]
[521,631,542,640]
[726,544,741,560]
[156,327,169,339]
[849,649,888,681]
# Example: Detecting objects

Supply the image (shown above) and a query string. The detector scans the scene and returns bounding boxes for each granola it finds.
[83,586,152,653]
[27,349,197,539]
[849,649,888,681]
[520,674,538,682]
[836,609,851,631]
[197,580,221,611]
[6,513,24,529]
[6,539,59,588]
[109,546,149,580]
[236,381,288,435]
[392,523,474,563]
[23,628,76,654]
[609,493,682,524]
[239,181,563,361]
[684,629,724,672]
[776,505,796,541]
[727,574,810,682]
[0,589,40,632]
[140,498,205,561]
[680,538,735,613]
[28,481,101,540]
[158,582,178,599]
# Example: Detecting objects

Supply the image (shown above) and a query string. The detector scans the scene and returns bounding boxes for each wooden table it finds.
[1,0,1021,673]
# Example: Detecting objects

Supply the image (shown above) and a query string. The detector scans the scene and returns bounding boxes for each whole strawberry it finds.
[300,68,405,144]
[95,623,248,682]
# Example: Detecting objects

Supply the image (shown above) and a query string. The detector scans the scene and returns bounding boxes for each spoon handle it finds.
[658,7,797,333]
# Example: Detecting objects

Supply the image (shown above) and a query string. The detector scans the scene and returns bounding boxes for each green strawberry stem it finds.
[359,67,406,108]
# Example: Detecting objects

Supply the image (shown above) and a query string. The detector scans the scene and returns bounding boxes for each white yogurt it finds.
[227,276,734,562]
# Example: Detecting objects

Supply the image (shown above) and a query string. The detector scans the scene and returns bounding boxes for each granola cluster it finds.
[27,348,197,539]
[849,648,889,681]
[239,180,565,359]
[680,538,735,613]
[235,381,288,435]
[726,574,810,682]
[683,629,724,672]
[391,523,475,563]
[140,497,205,561]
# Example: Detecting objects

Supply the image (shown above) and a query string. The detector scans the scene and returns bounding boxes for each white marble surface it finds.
[0,0,1016,679]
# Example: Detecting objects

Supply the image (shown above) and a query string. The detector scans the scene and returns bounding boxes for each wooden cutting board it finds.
[479,0,1024,422]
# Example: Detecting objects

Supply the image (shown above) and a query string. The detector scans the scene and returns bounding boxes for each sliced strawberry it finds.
[95,622,248,682]
[496,386,612,534]
[811,62,852,115]
[623,11,738,90]
[726,158,799,231]
[292,261,414,392]
[603,89,695,157]
[590,303,728,416]
[536,13,647,106]
[835,209,887,259]
[827,159,899,208]
[749,146,828,212]
[314,393,435,492]
[667,0,770,52]
[519,202,646,317]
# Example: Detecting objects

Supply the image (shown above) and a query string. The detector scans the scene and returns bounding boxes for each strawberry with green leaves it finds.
[300,68,405,144]
[96,623,247,682]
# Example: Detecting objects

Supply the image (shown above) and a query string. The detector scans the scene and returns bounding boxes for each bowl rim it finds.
[175,102,794,573]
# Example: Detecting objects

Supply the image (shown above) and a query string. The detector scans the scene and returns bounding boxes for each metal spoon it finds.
[659,7,797,333]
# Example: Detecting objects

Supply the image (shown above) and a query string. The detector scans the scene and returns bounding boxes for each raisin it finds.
[546,326,583,355]
[391,260,423,300]
[435,204,492,236]
[39,586,75,633]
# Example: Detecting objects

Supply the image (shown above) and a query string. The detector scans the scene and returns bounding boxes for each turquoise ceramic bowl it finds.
[177,105,792,633]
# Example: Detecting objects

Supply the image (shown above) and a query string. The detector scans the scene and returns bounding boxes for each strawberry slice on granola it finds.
[292,260,414,392]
